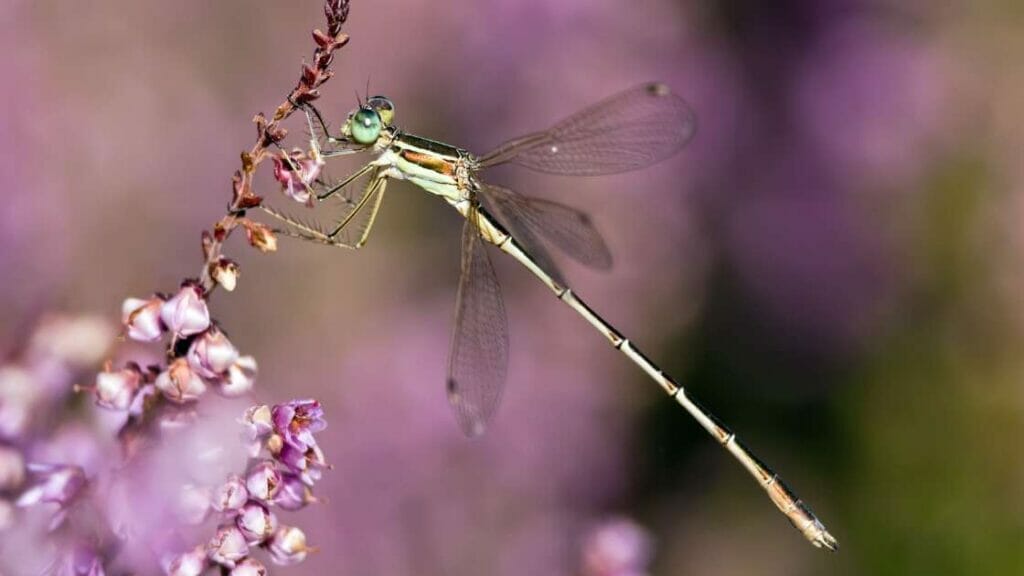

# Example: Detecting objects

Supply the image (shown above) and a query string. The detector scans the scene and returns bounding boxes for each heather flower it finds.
[218,356,257,397]
[245,461,282,502]
[230,558,268,576]
[176,484,213,525]
[278,443,327,486]
[240,219,279,254]
[121,296,166,342]
[581,518,654,576]
[16,463,87,508]
[93,365,142,411]
[272,399,326,451]
[236,501,278,544]
[268,525,311,565]
[211,258,240,292]
[272,149,324,206]
[160,285,211,337]
[273,473,315,511]
[164,546,208,576]
[0,445,25,490]
[211,474,249,513]
[207,524,249,568]
[17,463,87,528]
[155,359,207,404]
[0,366,37,439]
[187,328,239,379]
[241,404,274,439]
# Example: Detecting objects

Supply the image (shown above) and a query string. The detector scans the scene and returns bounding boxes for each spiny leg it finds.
[259,204,357,248]
[351,177,388,248]
[325,170,387,240]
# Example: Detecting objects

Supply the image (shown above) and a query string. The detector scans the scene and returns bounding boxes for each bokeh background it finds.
[2,0,1023,574]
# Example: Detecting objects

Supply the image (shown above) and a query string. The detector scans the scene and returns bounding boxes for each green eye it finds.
[350,108,382,144]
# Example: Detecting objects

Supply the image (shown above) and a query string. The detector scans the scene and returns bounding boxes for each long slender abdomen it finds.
[472,206,838,551]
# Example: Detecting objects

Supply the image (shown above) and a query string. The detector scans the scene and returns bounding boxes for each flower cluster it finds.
[164,400,328,574]
[94,284,258,416]
[0,315,115,572]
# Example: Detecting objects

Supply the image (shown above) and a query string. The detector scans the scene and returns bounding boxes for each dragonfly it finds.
[264,83,837,551]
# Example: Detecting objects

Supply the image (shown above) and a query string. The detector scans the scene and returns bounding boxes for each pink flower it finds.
[217,356,257,397]
[121,296,166,342]
[164,546,207,576]
[273,473,316,511]
[155,359,207,404]
[16,463,86,508]
[160,285,210,337]
[187,328,239,379]
[229,558,267,576]
[236,501,278,544]
[93,365,142,411]
[268,525,311,566]
[207,524,249,568]
[272,399,326,451]
[245,461,282,502]
[272,150,324,206]
[278,443,326,486]
[211,474,249,513]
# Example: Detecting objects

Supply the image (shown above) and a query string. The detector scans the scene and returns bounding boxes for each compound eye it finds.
[350,108,382,144]
[367,96,395,126]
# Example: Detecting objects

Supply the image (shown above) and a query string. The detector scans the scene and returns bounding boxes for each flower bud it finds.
[273,473,316,511]
[272,150,323,207]
[160,285,210,337]
[211,258,240,292]
[187,329,239,379]
[278,443,327,486]
[93,366,142,411]
[245,461,282,502]
[207,524,249,568]
[240,405,273,439]
[268,525,311,565]
[121,296,166,342]
[164,546,207,576]
[218,356,257,397]
[229,558,267,576]
[211,474,249,513]
[240,219,278,253]
[155,359,207,404]
[236,501,278,544]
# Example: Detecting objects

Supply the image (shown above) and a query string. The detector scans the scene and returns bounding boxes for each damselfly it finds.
[265,83,837,550]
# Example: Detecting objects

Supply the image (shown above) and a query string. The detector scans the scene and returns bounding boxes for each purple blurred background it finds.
[2,1,1022,574]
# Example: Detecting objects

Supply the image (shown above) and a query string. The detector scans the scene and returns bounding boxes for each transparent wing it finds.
[446,216,509,437]
[479,184,612,275]
[479,82,696,176]
[478,186,567,287]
